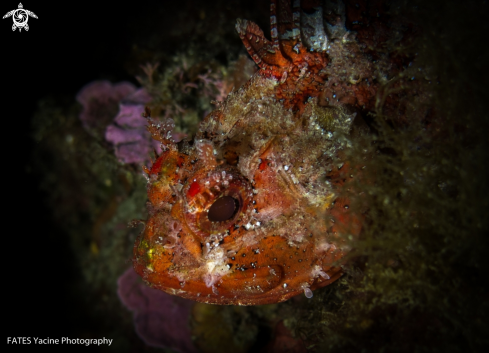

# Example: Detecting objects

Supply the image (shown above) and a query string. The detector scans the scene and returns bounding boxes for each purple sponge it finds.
[77,80,136,137]
[104,87,162,165]
[117,267,198,352]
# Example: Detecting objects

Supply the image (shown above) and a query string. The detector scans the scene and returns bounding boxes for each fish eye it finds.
[208,196,239,222]
[183,167,253,238]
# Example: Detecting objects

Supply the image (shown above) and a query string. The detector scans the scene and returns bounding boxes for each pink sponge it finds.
[117,267,198,352]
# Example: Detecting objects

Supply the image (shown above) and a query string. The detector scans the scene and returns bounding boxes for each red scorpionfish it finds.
[133,0,365,305]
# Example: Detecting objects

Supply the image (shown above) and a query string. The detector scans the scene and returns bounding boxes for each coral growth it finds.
[137,53,256,139]
[104,87,162,165]
[77,80,136,139]
[117,267,198,352]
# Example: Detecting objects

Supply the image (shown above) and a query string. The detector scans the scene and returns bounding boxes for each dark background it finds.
[3,0,139,344]
[2,0,197,349]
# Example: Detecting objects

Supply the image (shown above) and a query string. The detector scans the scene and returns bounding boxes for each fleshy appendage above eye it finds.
[183,167,254,240]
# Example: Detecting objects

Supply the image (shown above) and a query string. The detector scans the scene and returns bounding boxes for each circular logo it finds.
[12,9,27,27]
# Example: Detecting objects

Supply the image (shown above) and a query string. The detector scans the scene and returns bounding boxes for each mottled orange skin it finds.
[133,0,362,305]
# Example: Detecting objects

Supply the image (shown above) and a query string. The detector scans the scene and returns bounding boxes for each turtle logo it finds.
[3,3,37,32]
